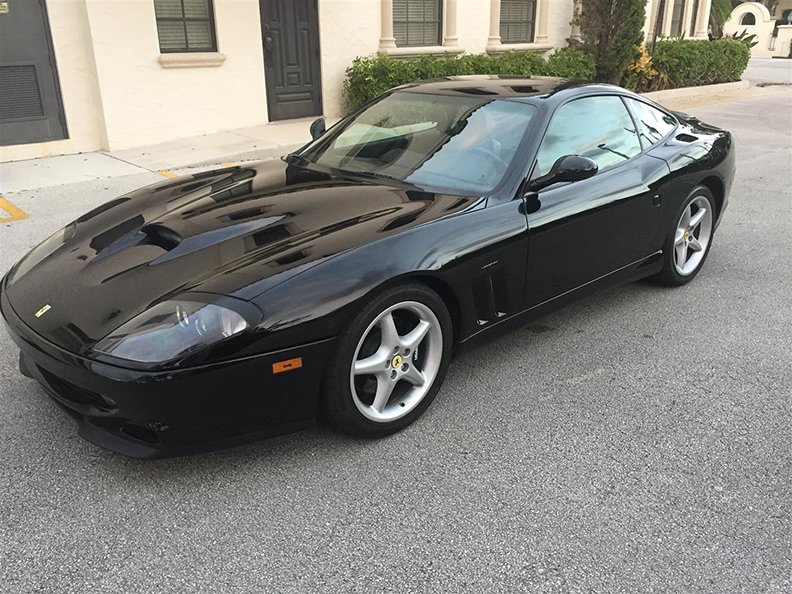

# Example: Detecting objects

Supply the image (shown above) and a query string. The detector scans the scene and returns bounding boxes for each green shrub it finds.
[648,38,751,89]
[343,49,592,112]
[545,47,597,80]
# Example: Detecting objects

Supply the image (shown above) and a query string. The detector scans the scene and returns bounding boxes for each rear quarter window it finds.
[626,98,678,147]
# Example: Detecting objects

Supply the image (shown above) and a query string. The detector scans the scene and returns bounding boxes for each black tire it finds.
[321,282,453,437]
[655,186,716,287]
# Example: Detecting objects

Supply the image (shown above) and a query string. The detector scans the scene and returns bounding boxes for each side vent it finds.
[472,267,509,326]
[141,223,182,251]
[0,65,45,120]
[675,133,698,143]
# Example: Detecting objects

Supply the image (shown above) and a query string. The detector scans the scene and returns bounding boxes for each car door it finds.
[522,94,671,308]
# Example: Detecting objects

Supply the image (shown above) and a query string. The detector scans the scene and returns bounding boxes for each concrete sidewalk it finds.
[2,80,790,196]
[0,116,337,194]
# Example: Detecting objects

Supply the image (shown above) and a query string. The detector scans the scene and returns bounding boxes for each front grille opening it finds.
[38,367,117,412]
[120,423,160,444]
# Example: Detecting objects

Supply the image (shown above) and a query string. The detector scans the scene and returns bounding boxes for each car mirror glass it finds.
[528,155,598,192]
[309,118,326,140]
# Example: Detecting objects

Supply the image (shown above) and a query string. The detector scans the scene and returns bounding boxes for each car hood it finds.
[3,159,479,353]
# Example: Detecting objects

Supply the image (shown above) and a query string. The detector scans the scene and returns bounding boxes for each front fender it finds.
[250,198,530,352]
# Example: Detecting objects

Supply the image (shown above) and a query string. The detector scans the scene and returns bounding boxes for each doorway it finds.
[260,0,323,121]
[0,0,67,146]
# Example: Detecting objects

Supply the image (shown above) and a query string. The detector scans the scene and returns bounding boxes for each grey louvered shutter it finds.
[500,0,536,44]
[393,0,442,47]
[154,0,216,52]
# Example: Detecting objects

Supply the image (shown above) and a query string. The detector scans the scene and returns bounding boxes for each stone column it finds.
[444,0,459,46]
[570,0,582,42]
[488,0,502,46]
[535,0,550,43]
[694,0,712,38]
[379,0,397,51]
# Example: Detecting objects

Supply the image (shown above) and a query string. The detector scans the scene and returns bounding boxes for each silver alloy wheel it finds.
[674,195,714,276]
[350,301,443,423]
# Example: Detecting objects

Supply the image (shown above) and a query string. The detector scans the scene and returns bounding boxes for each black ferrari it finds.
[1,77,735,458]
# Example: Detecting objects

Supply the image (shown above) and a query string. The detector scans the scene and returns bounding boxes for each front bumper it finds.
[1,287,334,458]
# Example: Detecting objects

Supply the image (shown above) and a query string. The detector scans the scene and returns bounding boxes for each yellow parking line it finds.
[157,170,178,178]
[0,195,30,223]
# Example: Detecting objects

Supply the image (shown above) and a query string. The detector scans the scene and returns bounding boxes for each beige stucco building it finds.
[723,2,792,58]
[0,0,715,163]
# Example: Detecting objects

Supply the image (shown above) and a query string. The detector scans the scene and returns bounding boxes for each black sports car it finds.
[1,77,735,458]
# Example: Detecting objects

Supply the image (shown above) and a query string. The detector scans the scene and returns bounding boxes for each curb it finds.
[641,80,750,102]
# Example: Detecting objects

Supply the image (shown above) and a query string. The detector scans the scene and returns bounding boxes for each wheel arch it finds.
[345,272,463,347]
[699,175,725,220]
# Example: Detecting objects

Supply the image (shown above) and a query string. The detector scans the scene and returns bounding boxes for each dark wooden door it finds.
[0,0,67,146]
[260,0,323,121]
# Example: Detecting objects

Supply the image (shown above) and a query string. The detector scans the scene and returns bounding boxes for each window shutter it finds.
[500,0,536,44]
[154,0,216,53]
[393,0,441,47]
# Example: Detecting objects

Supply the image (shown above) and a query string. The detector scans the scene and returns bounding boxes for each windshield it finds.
[298,92,535,194]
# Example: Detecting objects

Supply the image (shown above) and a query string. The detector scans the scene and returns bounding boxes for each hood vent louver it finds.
[141,223,182,251]
[675,133,698,143]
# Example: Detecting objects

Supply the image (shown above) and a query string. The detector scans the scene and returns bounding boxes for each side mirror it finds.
[529,155,598,192]
[309,117,326,140]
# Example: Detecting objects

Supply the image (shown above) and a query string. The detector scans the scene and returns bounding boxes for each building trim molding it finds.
[158,53,227,69]
[486,42,554,55]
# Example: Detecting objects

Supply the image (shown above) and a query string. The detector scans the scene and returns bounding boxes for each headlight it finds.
[93,299,257,364]
[6,223,76,286]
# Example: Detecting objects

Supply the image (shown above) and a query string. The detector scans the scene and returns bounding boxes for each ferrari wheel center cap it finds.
[684,230,690,240]
[391,354,403,369]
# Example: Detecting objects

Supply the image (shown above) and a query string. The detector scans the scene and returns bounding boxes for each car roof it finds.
[393,74,631,100]
[394,76,604,99]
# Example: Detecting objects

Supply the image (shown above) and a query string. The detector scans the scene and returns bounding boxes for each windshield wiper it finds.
[332,168,401,183]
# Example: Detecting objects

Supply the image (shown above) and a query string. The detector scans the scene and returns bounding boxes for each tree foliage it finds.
[710,0,736,36]
[574,0,647,84]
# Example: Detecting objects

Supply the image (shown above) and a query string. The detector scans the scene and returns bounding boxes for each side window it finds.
[626,98,677,147]
[534,96,641,177]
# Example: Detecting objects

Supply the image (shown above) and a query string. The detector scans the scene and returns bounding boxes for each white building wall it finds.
[84,0,269,151]
[545,0,574,48]
[319,0,382,119]
[456,0,492,54]
[2,0,719,162]
[0,0,106,162]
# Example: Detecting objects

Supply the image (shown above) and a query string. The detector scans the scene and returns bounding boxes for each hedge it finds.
[648,38,751,90]
[342,47,595,112]
[343,38,751,111]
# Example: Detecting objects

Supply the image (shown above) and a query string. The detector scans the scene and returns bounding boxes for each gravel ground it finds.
[0,91,790,593]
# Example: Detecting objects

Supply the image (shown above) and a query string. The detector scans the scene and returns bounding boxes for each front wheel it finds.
[321,282,453,437]
[655,186,716,286]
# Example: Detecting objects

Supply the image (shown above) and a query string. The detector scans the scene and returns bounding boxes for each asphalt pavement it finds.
[742,57,792,85]
[1,91,790,593]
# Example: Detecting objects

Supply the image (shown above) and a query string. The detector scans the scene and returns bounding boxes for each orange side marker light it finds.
[273,357,303,374]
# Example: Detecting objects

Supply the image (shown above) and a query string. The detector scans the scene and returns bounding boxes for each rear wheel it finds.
[321,282,452,437]
[655,186,716,286]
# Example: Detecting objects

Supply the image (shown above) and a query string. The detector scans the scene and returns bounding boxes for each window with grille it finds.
[500,0,536,44]
[154,0,217,53]
[670,0,686,37]
[393,0,442,47]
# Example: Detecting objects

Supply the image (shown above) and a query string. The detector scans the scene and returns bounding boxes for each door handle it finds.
[265,37,274,52]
